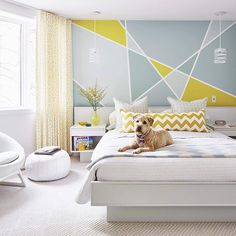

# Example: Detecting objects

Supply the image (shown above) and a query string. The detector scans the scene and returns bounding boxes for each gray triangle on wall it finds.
[144,80,178,106]
[127,34,144,55]
[164,70,189,98]
[120,20,126,28]
[178,54,197,75]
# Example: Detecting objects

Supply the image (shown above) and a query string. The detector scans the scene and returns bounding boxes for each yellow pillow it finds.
[120,109,208,133]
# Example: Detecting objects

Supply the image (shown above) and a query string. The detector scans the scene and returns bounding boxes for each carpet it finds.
[0,159,236,236]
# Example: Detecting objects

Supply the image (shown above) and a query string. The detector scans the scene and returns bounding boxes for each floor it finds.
[1,159,236,236]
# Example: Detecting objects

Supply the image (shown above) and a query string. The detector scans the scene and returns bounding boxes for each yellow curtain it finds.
[36,11,73,152]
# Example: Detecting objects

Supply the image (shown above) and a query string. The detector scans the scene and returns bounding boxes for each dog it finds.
[118,115,173,154]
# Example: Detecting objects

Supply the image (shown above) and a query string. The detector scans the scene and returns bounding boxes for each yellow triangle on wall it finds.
[73,20,126,47]
[150,59,173,77]
[182,77,236,106]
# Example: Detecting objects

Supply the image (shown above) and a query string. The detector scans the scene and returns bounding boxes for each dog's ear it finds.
[133,114,139,121]
[147,117,154,126]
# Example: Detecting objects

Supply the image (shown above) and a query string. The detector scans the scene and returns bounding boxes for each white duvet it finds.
[76,130,236,204]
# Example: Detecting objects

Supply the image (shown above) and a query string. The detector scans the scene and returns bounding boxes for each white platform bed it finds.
[76,129,236,222]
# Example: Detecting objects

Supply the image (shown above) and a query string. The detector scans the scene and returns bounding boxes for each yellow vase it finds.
[91,111,100,126]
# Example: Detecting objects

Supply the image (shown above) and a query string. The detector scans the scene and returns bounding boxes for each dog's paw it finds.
[118,148,125,152]
[133,148,142,154]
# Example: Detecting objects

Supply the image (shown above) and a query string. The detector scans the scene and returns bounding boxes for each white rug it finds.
[1,159,236,236]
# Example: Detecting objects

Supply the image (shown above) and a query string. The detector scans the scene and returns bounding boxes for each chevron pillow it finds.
[120,109,208,133]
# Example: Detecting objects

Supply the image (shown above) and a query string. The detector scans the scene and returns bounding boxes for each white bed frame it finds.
[75,106,236,222]
[91,181,236,222]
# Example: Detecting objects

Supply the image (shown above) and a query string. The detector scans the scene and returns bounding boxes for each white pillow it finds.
[167,97,208,113]
[107,111,116,130]
[113,97,148,129]
[0,151,19,165]
[109,111,116,125]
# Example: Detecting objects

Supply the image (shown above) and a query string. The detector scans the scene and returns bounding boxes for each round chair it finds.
[0,132,25,187]
[25,149,71,181]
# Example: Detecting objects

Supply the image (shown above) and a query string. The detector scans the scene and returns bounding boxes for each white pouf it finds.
[25,150,71,181]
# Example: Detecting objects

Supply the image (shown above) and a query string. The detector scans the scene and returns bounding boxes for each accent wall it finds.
[72,20,236,106]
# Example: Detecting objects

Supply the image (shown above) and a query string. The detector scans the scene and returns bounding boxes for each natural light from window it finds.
[0,20,21,108]
[0,12,35,110]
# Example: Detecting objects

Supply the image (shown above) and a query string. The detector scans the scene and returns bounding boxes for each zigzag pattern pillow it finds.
[120,109,208,133]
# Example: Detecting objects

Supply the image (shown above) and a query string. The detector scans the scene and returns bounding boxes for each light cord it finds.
[219,13,222,48]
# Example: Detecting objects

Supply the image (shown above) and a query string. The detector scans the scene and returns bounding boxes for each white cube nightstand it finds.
[70,124,106,162]
[211,125,236,139]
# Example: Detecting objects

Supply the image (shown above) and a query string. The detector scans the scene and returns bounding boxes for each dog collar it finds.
[138,139,145,144]
[136,129,151,140]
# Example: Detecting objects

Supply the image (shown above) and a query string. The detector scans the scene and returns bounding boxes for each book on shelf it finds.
[73,136,94,151]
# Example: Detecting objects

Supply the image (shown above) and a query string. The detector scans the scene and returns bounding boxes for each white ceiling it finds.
[9,0,236,20]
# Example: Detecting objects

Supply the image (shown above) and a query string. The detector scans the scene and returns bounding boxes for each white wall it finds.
[0,109,36,156]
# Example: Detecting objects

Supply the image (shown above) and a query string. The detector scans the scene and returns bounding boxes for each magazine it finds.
[35,146,61,155]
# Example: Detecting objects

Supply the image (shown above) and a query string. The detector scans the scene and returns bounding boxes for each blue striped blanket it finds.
[88,130,236,169]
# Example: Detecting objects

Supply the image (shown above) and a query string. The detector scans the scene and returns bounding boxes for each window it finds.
[0,12,35,109]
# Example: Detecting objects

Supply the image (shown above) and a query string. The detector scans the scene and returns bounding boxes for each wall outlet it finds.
[211,95,217,103]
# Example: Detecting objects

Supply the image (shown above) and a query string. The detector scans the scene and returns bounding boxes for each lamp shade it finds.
[214,48,227,64]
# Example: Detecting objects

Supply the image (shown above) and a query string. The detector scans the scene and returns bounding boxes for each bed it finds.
[76,129,236,222]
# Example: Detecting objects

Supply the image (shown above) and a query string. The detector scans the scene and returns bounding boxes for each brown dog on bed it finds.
[118,115,173,154]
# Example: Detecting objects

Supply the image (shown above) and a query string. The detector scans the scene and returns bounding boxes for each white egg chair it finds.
[0,132,25,187]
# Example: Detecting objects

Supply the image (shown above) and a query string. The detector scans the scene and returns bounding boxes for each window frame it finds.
[0,13,35,112]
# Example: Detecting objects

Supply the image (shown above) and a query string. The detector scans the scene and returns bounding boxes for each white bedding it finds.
[76,130,236,204]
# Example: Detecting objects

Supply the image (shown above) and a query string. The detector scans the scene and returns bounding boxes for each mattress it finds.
[96,157,236,182]
[77,130,236,203]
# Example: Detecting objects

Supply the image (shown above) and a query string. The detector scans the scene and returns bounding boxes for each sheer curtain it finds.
[36,11,73,151]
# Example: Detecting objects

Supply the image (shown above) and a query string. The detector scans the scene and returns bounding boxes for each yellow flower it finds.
[79,82,106,111]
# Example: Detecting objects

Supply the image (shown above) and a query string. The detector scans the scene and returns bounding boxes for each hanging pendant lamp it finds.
[214,11,227,64]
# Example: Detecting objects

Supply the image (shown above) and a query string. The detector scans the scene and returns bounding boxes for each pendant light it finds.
[214,11,227,64]
[89,11,101,64]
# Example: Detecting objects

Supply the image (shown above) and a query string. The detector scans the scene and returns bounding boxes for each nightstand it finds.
[70,124,106,162]
[211,125,236,139]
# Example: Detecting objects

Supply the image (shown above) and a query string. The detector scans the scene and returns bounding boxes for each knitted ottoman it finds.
[25,149,71,181]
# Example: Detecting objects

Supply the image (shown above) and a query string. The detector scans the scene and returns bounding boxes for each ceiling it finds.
[10,0,236,20]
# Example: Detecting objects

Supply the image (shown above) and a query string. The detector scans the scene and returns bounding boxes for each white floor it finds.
[1,159,236,236]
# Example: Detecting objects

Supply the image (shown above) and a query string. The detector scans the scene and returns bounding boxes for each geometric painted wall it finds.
[72,20,236,106]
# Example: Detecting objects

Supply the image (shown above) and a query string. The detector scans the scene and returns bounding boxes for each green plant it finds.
[79,82,106,112]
